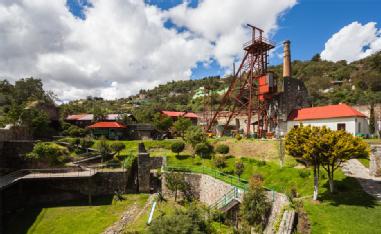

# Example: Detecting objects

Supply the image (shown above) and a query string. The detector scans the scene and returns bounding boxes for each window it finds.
[337,123,346,131]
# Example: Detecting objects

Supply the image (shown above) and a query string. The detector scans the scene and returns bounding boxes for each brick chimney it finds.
[283,40,291,78]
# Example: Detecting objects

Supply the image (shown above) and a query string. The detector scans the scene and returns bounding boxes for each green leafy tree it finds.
[93,107,107,121]
[235,160,245,180]
[286,125,322,200]
[173,117,192,139]
[321,130,368,192]
[215,144,229,155]
[240,176,271,233]
[21,109,52,138]
[171,141,185,156]
[369,103,376,134]
[213,156,226,168]
[195,142,213,158]
[165,172,190,202]
[149,205,210,234]
[110,142,126,157]
[184,126,206,154]
[26,142,68,166]
[153,113,173,132]
[96,136,111,164]
[80,136,94,151]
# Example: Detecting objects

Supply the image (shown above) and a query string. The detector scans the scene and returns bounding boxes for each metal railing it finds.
[163,165,249,190]
[210,187,240,210]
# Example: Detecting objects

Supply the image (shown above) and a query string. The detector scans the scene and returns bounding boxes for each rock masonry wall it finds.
[370,145,381,177]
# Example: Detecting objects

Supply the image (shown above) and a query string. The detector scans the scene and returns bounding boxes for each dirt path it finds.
[103,194,155,234]
[342,159,381,200]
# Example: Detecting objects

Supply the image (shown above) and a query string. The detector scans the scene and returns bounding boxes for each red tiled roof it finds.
[88,122,127,128]
[288,104,366,121]
[161,111,199,118]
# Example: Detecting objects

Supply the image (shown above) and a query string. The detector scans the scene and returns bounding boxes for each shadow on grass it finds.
[175,154,191,160]
[4,195,114,234]
[319,177,377,208]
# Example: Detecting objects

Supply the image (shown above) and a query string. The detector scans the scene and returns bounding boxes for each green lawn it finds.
[167,153,314,196]
[357,157,370,168]
[304,174,381,234]
[5,194,149,234]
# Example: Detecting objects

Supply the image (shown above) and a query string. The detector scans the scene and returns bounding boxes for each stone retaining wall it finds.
[162,172,233,205]
[162,172,293,233]
[370,145,381,177]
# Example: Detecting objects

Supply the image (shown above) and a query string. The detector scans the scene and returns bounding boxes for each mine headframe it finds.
[205,25,277,138]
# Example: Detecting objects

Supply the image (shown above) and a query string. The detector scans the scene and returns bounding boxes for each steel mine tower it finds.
[205,25,276,137]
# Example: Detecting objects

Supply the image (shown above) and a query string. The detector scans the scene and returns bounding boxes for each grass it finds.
[357,157,370,168]
[125,199,233,233]
[364,138,381,145]
[5,194,149,234]
[303,172,381,234]
[167,153,315,196]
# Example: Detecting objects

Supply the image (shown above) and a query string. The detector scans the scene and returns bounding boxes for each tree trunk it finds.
[175,189,177,201]
[329,179,334,193]
[313,164,319,201]
[313,174,319,201]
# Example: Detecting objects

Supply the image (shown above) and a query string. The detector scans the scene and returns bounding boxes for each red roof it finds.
[88,122,127,128]
[288,104,366,121]
[161,111,198,118]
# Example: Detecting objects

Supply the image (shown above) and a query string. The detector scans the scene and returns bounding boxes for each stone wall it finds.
[264,191,290,234]
[370,145,381,177]
[162,172,292,233]
[0,140,34,172]
[1,171,130,214]
[162,172,233,205]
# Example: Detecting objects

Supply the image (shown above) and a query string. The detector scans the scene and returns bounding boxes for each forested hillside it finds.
[2,52,381,125]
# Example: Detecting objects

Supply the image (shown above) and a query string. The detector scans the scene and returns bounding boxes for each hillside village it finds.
[1,1,381,234]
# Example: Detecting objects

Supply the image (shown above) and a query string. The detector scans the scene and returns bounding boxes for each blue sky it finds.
[65,0,381,80]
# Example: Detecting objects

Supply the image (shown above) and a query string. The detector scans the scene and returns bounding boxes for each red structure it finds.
[206,25,276,137]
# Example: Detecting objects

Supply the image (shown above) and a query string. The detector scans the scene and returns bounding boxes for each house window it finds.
[337,123,346,131]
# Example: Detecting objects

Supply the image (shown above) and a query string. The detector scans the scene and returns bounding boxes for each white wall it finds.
[287,117,369,136]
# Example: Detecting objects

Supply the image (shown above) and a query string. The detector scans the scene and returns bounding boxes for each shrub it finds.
[213,156,226,168]
[195,142,213,158]
[110,142,126,157]
[235,133,242,141]
[298,170,310,178]
[222,168,234,175]
[26,142,69,166]
[64,125,86,137]
[171,141,185,156]
[215,144,229,155]
[80,137,94,149]
[235,160,245,179]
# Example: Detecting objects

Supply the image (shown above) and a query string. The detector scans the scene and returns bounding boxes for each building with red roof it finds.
[87,121,127,140]
[161,111,199,124]
[287,103,369,136]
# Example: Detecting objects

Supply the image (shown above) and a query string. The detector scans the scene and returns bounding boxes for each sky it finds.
[0,0,380,102]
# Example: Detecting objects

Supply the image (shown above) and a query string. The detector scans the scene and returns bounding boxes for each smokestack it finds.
[283,40,291,78]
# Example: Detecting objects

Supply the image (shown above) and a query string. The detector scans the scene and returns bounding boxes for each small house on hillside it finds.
[287,103,369,136]
[88,121,127,140]
[65,113,136,127]
[161,111,199,124]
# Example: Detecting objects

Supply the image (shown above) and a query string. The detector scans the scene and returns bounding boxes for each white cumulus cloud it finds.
[0,0,297,100]
[321,21,381,62]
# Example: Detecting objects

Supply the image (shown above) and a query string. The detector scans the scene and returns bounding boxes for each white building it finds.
[287,104,369,136]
